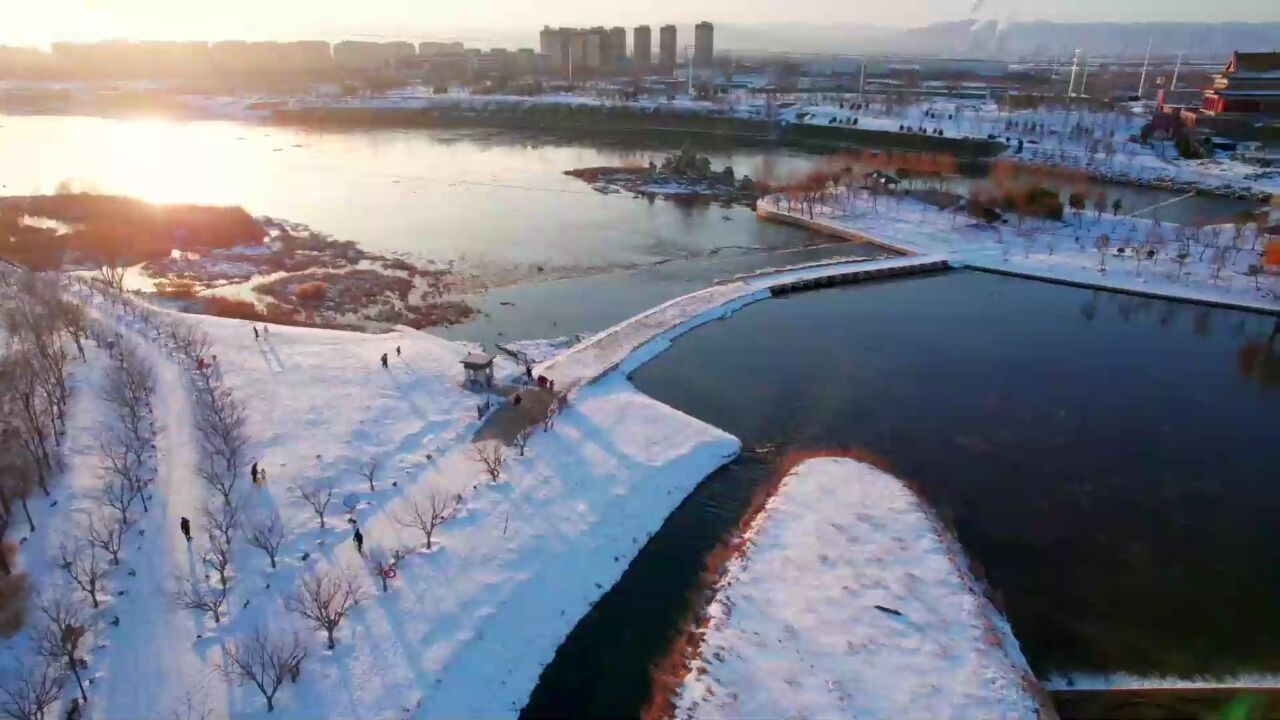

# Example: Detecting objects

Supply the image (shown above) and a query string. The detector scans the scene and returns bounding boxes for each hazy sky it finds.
[4,0,1277,47]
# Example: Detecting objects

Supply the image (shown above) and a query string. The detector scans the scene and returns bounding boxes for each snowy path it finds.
[77,297,226,719]
[536,254,943,391]
[674,458,1048,720]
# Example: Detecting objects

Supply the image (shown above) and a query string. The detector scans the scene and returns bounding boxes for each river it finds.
[524,270,1280,717]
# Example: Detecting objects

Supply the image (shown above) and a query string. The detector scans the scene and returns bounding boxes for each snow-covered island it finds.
[671,457,1050,720]
[565,150,765,208]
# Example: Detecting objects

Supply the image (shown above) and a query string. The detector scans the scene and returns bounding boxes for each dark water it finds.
[524,271,1280,717]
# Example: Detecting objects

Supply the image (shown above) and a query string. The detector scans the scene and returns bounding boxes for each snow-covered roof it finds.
[462,351,494,367]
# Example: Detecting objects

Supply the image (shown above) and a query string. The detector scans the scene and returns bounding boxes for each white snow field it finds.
[2,286,739,720]
[759,194,1280,315]
[674,457,1048,720]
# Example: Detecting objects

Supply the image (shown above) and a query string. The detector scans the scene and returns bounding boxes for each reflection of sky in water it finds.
[631,271,1280,678]
[1,114,1250,276]
[0,115,825,271]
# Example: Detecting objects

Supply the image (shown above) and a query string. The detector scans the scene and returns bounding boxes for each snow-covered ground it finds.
[674,457,1047,720]
[760,192,1280,314]
[494,335,581,366]
[3,285,740,719]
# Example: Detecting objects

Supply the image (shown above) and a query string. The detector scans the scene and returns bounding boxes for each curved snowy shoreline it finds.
[672,457,1052,719]
[758,200,1280,317]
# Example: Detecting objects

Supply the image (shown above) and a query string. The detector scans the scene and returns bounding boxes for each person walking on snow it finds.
[380,353,389,369]
[353,526,364,555]
[254,326,259,340]
[180,517,192,543]
[251,462,259,485]
[396,345,401,358]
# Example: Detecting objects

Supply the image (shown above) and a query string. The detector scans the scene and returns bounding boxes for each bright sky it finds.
[3,0,1276,47]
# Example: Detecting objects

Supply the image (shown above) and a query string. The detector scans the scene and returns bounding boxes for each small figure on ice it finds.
[396,345,402,358]
[380,353,389,369]
[263,325,269,338]
[179,516,192,543]
[254,326,260,340]
[353,526,364,555]
[251,461,259,485]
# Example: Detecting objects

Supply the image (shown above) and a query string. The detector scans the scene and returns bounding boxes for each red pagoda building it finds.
[1201,51,1280,116]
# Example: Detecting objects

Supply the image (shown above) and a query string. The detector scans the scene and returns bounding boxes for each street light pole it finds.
[684,45,696,96]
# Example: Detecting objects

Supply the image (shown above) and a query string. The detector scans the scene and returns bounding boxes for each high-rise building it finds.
[609,27,627,67]
[633,25,652,68]
[659,24,677,74]
[694,21,714,71]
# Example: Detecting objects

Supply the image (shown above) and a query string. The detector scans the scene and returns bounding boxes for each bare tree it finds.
[196,457,237,510]
[203,497,243,552]
[0,659,63,720]
[542,395,560,432]
[32,590,91,704]
[472,442,505,483]
[284,568,366,650]
[513,424,534,456]
[173,575,227,625]
[201,529,232,590]
[57,542,105,609]
[358,459,377,492]
[196,386,248,479]
[220,626,306,713]
[100,434,144,525]
[392,491,461,551]
[167,688,214,720]
[245,512,285,570]
[366,546,408,593]
[296,480,335,529]
[85,513,126,566]
[0,442,37,537]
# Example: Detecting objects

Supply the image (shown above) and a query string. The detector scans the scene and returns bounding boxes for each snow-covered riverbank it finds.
[760,194,1280,315]
[3,284,739,719]
[673,457,1049,719]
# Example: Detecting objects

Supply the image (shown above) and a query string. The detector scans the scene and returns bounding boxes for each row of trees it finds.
[0,273,148,720]
[0,274,88,545]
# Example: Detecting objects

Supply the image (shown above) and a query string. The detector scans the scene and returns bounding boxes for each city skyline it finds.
[3,0,1278,48]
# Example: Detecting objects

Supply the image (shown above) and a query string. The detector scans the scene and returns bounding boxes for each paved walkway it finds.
[536,254,947,392]
[472,385,557,443]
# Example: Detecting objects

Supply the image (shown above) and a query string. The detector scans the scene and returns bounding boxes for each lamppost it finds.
[684,45,696,96]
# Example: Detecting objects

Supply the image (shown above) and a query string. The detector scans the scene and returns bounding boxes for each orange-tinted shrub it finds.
[294,281,328,303]
[200,296,265,321]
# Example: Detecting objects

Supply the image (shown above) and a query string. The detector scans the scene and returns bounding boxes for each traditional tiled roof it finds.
[1226,51,1280,75]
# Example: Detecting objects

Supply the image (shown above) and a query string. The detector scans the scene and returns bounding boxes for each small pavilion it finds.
[461,352,496,389]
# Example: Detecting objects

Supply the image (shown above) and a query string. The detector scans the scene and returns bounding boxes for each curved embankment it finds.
[758,202,1280,317]
[269,106,1006,157]
[535,253,948,392]
[662,456,1054,720]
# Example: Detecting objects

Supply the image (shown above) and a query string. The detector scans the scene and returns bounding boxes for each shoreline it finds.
[663,455,1053,720]
[757,198,1280,317]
